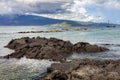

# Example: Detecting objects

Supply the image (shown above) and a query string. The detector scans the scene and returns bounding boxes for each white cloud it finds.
[104,1,120,9]
[0,0,119,22]
[0,0,71,14]
[34,0,100,22]
[16,0,72,4]
[92,0,120,9]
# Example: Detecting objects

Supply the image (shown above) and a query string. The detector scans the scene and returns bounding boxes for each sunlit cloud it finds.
[0,0,120,23]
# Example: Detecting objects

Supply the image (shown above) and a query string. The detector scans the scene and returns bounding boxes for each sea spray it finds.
[0,57,55,80]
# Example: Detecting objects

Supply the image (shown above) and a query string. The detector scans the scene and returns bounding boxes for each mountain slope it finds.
[0,14,118,27]
[0,14,82,26]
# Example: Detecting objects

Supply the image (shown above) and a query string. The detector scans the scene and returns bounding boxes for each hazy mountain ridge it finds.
[0,14,118,27]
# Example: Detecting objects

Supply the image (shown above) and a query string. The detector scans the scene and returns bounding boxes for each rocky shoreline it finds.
[41,59,120,80]
[2,37,115,80]
[3,37,108,61]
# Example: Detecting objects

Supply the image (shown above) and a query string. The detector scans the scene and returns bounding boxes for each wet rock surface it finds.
[4,37,108,61]
[41,59,120,80]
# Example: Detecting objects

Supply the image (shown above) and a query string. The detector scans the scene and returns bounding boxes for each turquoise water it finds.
[0,26,120,79]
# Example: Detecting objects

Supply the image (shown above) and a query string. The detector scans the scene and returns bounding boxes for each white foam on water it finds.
[0,57,55,80]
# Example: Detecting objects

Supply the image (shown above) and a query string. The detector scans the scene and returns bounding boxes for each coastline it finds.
[0,26,120,80]
[1,37,111,80]
[3,37,108,61]
[41,59,120,80]
[0,0,120,79]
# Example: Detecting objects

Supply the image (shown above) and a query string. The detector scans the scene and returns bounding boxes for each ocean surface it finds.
[0,26,120,80]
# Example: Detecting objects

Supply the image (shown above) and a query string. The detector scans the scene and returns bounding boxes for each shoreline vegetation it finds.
[1,37,114,80]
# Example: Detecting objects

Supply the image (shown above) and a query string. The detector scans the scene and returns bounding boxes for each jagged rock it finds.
[34,47,63,61]
[47,60,81,73]
[51,70,68,80]
[4,37,73,61]
[74,42,109,53]
[5,37,31,50]
[3,37,108,61]
[41,59,120,80]
[42,70,68,80]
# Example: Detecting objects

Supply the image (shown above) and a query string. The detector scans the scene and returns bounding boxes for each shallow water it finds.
[0,26,120,79]
[0,58,54,80]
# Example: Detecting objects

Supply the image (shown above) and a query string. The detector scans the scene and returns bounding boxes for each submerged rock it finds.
[4,37,108,61]
[18,30,62,34]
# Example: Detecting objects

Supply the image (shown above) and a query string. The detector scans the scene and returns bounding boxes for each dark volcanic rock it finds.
[74,42,109,53]
[51,70,68,80]
[41,59,120,80]
[4,37,108,61]
[42,70,68,80]
[4,37,73,61]
[47,60,81,73]
[5,37,32,50]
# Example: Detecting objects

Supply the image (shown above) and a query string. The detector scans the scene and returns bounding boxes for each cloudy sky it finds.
[0,0,120,23]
